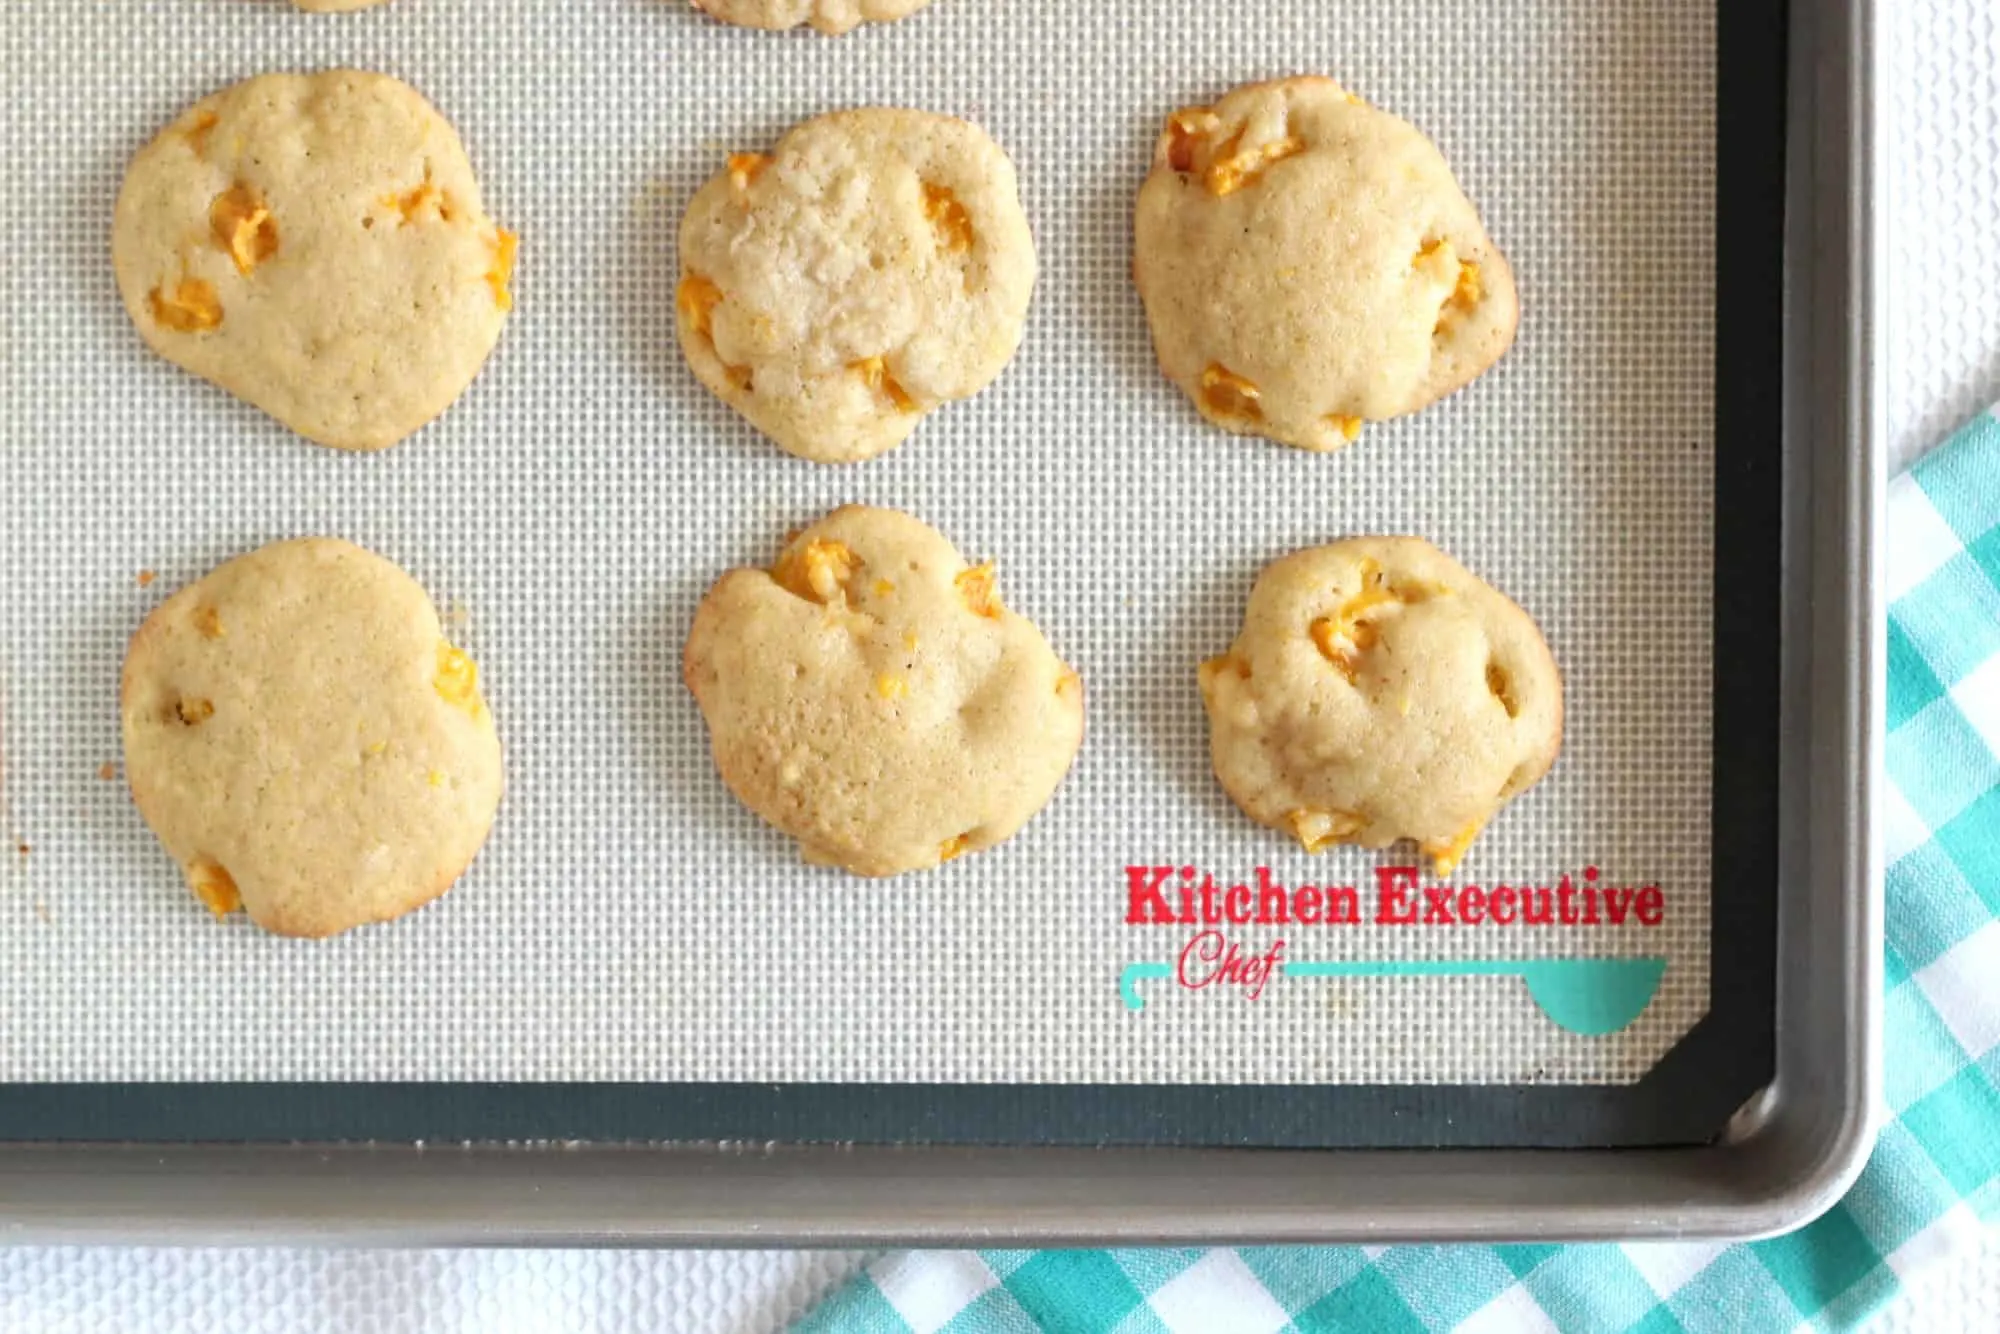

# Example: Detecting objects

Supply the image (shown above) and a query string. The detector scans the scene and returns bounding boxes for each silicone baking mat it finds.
[0,0,1712,1086]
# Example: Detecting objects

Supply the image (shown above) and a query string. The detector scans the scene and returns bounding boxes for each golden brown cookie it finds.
[689,0,932,35]
[113,70,516,451]
[121,538,503,938]
[685,506,1083,875]
[1135,76,1518,452]
[1200,537,1560,874]
[677,108,1035,464]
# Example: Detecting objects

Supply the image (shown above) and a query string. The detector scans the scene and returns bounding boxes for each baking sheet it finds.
[0,0,1713,1085]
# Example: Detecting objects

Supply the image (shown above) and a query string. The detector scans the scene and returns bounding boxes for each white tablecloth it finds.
[4,1,1993,1329]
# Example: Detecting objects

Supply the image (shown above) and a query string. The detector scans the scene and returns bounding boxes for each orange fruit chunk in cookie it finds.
[1205,130,1305,197]
[954,563,1002,618]
[678,273,752,386]
[434,644,481,711]
[1451,261,1484,310]
[1418,240,1483,333]
[1309,560,1399,683]
[1288,808,1366,854]
[1421,820,1484,877]
[149,279,222,333]
[187,859,241,918]
[851,356,918,412]
[485,229,518,311]
[679,274,722,339]
[1166,106,1220,173]
[185,111,219,158]
[1485,661,1519,717]
[382,170,456,226]
[729,153,771,190]
[773,539,859,605]
[209,183,279,277]
[1199,364,1262,422]
[921,183,974,253]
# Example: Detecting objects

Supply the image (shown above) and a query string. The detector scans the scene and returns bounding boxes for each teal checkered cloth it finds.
[794,412,2000,1334]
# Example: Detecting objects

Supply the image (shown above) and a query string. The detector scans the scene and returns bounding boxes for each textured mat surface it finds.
[0,0,1713,1088]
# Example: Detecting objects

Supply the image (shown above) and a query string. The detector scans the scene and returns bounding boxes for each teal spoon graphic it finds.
[1119,956,1666,1037]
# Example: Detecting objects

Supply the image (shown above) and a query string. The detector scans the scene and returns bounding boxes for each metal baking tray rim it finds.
[0,0,1881,1244]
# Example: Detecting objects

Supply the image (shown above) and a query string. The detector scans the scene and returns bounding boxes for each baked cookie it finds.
[1199,537,1560,874]
[121,538,503,938]
[677,108,1035,464]
[689,0,932,35]
[1135,76,1517,452]
[685,506,1083,875]
[113,70,516,452]
[292,1,392,11]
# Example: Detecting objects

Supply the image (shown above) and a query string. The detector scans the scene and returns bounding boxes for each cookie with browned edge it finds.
[1201,537,1560,874]
[678,108,1034,463]
[1136,76,1517,451]
[122,538,503,937]
[114,70,516,451]
[685,506,1083,875]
